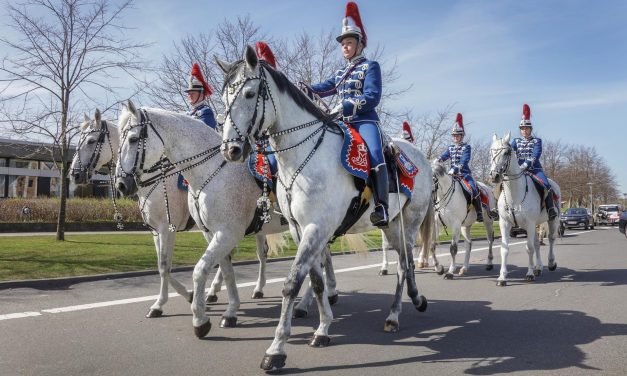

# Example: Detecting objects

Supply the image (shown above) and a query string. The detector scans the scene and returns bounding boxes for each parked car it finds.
[619,211,627,238]
[560,207,594,230]
[510,226,527,238]
[596,204,623,226]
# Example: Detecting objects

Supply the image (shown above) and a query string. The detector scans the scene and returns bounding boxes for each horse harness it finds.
[491,144,530,228]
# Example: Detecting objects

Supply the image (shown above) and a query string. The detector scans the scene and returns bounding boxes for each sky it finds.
[1,0,626,195]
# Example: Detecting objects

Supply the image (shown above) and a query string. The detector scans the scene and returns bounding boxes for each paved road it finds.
[1,227,626,375]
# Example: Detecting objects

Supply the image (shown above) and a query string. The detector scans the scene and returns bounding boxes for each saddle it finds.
[527,172,559,209]
[453,177,490,211]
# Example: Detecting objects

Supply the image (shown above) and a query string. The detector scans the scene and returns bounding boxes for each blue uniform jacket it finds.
[438,142,478,196]
[310,56,382,123]
[511,136,551,188]
[188,103,217,129]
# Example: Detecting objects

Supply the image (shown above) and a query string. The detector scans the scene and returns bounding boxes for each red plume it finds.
[402,121,414,142]
[191,63,212,96]
[522,103,531,121]
[255,41,277,69]
[345,2,367,47]
[456,113,464,128]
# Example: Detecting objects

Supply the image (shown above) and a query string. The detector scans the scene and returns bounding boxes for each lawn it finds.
[0,223,500,281]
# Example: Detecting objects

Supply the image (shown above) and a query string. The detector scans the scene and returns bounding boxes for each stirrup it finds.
[370,205,389,228]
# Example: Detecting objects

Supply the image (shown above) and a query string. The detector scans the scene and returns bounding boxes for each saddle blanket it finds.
[247,147,277,191]
[339,122,417,198]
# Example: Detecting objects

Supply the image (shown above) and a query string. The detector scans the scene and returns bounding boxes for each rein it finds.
[492,144,530,227]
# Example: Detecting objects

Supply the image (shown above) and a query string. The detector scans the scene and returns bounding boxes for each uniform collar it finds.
[191,100,207,112]
[346,53,366,65]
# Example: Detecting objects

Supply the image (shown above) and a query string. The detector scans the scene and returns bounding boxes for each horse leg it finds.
[497,220,512,286]
[217,254,240,328]
[294,280,313,319]
[403,233,428,312]
[380,231,391,275]
[206,267,223,303]
[261,227,327,371]
[525,226,537,281]
[252,234,268,299]
[384,248,408,332]
[485,219,495,271]
[445,229,460,280]
[533,228,544,277]
[191,232,238,338]
[459,225,473,276]
[308,260,333,347]
[547,220,558,271]
[147,232,168,318]
[321,245,338,304]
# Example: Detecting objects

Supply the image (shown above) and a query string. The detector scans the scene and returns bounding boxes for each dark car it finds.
[560,207,594,230]
[619,211,627,238]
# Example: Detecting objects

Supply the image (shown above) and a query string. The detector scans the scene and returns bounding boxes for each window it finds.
[40,161,59,170]
[0,175,5,197]
[9,160,38,169]
[8,175,37,198]
[0,159,6,167]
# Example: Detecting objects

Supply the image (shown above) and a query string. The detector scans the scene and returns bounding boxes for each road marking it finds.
[0,229,594,321]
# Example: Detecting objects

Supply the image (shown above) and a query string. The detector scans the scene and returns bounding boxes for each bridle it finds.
[72,120,113,181]
[490,143,524,182]
[116,108,224,232]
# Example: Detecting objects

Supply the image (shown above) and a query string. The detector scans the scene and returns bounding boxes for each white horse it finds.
[489,133,561,286]
[70,110,282,318]
[114,102,337,336]
[217,46,434,371]
[431,161,496,279]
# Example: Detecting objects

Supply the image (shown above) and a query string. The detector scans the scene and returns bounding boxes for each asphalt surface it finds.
[1,227,626,375]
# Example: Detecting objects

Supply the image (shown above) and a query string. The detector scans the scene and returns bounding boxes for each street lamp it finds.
[587,182,593,213]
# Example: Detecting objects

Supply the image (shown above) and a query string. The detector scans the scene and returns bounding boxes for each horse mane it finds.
[222,60,328,120]
[432,161,446,177]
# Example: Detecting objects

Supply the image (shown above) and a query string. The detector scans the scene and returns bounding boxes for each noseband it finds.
[72,120,111,179]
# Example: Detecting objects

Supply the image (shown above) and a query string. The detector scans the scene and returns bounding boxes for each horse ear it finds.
[84,113,90,122]
[94,108,101,124]
[245,44,258,70]
[127,99,137,114]
[215,56,232,74]
[504,132,511,143]
[492,133,497,142]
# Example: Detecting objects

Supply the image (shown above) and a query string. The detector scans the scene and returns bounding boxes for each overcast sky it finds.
[2,0,626,194]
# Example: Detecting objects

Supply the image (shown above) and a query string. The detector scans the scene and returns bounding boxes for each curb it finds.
[0,236,501,290]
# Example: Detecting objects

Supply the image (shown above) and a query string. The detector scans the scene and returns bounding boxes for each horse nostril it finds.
[116,182,126,195]
[228,145,242,160]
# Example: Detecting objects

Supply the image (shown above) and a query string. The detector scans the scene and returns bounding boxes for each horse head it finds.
[115,100,164,196]
[431,159,447,178]
[489,132,513,184]
[70,109,116,184]
[216,45,277,162]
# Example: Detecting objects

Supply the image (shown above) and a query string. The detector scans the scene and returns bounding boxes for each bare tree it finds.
[400,105,455,160]
[469,138,492,184]
[142,15,267,115]
[0,0,148,240]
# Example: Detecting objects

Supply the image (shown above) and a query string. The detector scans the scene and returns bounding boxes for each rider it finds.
[435,113,484,222]
[185,63,217,129]
[303,2,388,228]
[511,103,558,221]
[402,121,414,143]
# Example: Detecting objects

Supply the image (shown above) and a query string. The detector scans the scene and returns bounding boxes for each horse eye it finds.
[86,139,96,145]
[244,90,255,99]
[129,136,139,143]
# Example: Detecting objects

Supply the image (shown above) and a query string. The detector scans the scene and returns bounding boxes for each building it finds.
[0,138,110,198]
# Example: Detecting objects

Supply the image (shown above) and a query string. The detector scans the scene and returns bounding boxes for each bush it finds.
[0,197,143,223]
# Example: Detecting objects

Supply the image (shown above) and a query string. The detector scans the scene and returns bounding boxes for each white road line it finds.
[0,229,594,321]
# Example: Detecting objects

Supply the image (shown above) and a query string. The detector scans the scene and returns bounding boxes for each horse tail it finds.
[343,233,371,256]
[266,232,290,257]
[420,199,436,261]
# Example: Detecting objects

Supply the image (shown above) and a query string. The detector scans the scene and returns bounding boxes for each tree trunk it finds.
[56,93,69,241]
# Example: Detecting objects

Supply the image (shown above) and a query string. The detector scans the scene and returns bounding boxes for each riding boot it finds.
[369,164,389,228]
[472,196,484,222]
[545,190,558,221]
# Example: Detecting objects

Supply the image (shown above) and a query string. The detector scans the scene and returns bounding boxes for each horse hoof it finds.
[379,269,388,276]
[145,309,163,318]
[533,269,542,277]
[206,294,218,304]
[458,268,466,276]
[309,335,331,347]
[293,308,308,318]
[525,275,535,282]
[384,320,399,333]
[416,295,428,312]
[496,280,507,287]
[220,316,237,328]
[444,273,454,280]
[548,263,557,271]
[486,264,494,271]
[436,266,445,275]
[417,262,427,269]
[252,291,264,299]
[260,353,287,372]
[193,320,211,338]
[187,292,194,304]
[328,294,339,306]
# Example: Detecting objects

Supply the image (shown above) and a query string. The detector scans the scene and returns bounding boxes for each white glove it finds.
[447,168,455,175]
[331,103,344,116]
[520,162,528,170]
[432,158,440,165]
